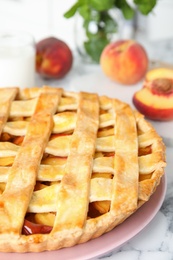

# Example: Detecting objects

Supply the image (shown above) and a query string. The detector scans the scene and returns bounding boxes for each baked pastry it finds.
[0,86,166,252]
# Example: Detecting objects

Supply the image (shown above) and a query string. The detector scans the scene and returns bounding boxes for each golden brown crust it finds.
[0,86,166,252]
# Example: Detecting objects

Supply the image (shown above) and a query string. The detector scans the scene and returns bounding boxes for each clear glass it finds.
[0,31,35,88]
[74,8,125,63]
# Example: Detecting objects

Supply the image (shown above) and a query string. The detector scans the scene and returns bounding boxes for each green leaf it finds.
[115,0,135,19]
[104,18,118,33]
[121,3,135,19]
[64,2,80,18]
[89,0,115,11]
[101,12,118,34]
[64,0,88,18]
[79,5,90,20]
[84,21,98,39]
[134,0,157,15]
[83,11,117,41]
[89,10,101,22]
[84,36,109,62]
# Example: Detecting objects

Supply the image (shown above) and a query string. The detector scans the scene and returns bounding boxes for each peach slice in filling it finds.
[22,219,52,235]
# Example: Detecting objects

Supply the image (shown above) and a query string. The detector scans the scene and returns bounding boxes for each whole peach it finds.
[100,40,148,85]
[36,37,73,79]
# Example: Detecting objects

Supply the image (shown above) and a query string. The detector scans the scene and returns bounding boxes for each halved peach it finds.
[133,69,173,121]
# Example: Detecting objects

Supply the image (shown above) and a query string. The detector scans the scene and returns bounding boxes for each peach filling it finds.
[0,115,153,235]
[22,219,52,235]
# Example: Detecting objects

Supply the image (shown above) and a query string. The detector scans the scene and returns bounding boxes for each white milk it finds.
[0,32,35,88]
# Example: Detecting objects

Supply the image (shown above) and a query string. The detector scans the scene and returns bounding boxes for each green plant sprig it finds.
[64,0,157,63]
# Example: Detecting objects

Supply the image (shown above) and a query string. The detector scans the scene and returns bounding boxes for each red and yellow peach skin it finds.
[100,40,148,85]
[133,87,173,121]
[36,37,73,79]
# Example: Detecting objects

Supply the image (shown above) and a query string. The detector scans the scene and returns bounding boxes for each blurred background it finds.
[0,0,76,48]
[0,0,173,61]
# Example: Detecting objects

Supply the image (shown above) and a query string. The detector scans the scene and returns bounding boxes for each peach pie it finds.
[0,86,166,252]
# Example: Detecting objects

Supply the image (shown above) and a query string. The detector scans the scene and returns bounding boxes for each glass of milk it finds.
[0,31,35,88]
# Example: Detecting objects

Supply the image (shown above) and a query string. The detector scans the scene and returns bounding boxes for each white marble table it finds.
[35,44,173,259]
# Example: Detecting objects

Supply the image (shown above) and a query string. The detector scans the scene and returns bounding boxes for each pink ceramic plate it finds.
[0,175,166,260]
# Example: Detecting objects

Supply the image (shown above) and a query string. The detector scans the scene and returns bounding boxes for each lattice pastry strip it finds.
[10,99,37,117]
[0,136,116,157]
[0,156,113,183]
[0,88,18,134]
[139,152,165,174]
[0,88,62,236]
[28,177,112,212]
[3,110,113,136]
[50,92,99,241]
[135,111,166,202]
[110,101,139,216]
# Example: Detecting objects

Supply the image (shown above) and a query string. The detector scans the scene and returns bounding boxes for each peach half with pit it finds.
[133,68,173,121]
[100,39,148,85]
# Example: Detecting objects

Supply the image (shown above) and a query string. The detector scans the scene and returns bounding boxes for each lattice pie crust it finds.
[0,86,166,252]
